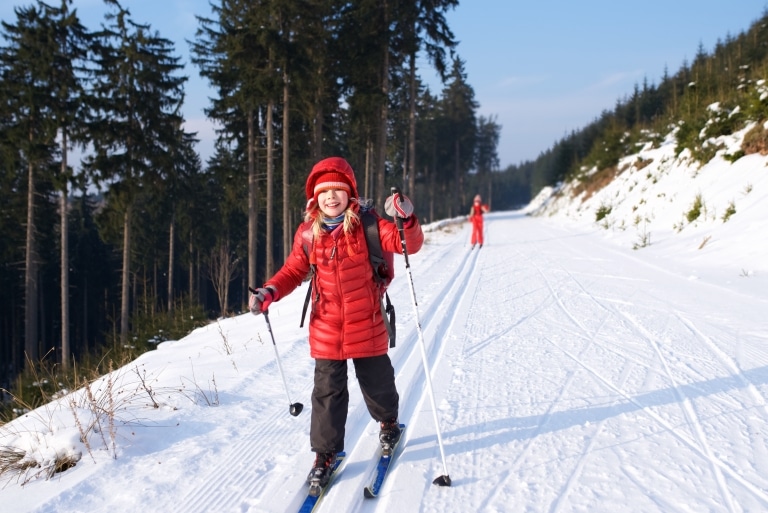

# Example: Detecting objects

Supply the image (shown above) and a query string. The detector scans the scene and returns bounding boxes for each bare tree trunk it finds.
[376,2,390,208]
[364,139,372,199]
[313,76,323,161]
[167,214,175,314]
[24,158,39,363]
[375,117,386,207]
[154,257,160,318]
[282,71,291,262]
[196,249,202,304]
[247,110,258,288]
[60,130,70,370]
[430,144,437,222]
[453,139,460,218]
[82,283,88,354]
[402,134,407,189]
[188,234,195,302]
[209,240,238,317]
[408,52,417,197]
[266,100,274,278]
[120,205,132,346]
[427,165,434,223]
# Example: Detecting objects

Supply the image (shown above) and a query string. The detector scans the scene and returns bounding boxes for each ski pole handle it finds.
[248,286,270,315]
[391,187,410,268]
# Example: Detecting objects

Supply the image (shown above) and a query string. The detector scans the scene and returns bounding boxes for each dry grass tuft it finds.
[0,446,34,479]
[0,443,81,484]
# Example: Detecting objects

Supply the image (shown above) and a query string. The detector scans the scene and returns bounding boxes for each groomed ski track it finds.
[154,213,487,513]
[240,211,767,512]
[31,211,768,513]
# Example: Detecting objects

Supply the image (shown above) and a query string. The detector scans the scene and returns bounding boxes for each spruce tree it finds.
[0,4,61,364]
[85,0,186,345]
[439,57,477,216]
[475,115,501,204]
[42,0,91,370]
[400,0,457,196]
[191,0,270,290]
[0,73,27,377]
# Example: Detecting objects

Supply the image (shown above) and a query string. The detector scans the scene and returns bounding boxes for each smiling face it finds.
[317,188,350,217]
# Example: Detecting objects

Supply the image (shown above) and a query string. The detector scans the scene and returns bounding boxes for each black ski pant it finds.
[310,354,399,453]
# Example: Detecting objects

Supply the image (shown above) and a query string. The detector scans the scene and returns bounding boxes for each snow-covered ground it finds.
[2,133,768,511]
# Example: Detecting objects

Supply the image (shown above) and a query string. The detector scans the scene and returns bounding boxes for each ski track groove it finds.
[382,242,481,494]
[526,249,640,513]
[548,361,634,513]
[521,251,660,375]
[172,378,304,512]
[525,235,767,509]
[674,312,768,420]
[620,310,737,513]
[551,325,768,506]
[166,316,319,513]
[210,228,480,513]
[316,223,480,512]
[409,217,766,511]
[476,237,615,512]
[476,365,582,513]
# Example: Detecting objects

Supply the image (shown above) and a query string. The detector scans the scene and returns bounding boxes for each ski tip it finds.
[363,486,377,499]
[432,474,452,487]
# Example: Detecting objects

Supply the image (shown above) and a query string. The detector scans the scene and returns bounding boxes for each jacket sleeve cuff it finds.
[266,285,280,301]
[403,215,418,229]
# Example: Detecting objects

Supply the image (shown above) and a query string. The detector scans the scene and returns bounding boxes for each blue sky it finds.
[2,0,767,169]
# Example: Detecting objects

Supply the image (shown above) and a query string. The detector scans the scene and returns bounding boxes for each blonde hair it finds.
[305,198,360,238]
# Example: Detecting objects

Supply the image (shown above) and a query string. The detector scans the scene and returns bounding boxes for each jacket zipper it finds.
[332,240,346,356]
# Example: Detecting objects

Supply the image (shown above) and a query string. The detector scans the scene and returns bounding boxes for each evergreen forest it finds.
[0,0,506,403]
[3,0,768,412]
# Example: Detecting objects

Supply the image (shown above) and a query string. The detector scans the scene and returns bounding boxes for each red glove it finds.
[248,286,276,315]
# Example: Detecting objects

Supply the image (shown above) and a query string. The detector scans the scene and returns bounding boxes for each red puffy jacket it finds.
[266,213,423,360]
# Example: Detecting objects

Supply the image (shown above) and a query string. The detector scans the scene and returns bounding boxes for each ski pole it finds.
[251,287,304,417]
[391,187,451,487]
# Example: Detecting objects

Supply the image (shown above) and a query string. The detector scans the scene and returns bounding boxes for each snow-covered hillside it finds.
[527,119,768,288]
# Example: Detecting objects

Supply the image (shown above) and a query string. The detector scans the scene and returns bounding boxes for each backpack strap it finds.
[361,211,387,286]
[300,274,313,328]
[382,291,395,348]
[362,211,396,348]
[300,229,316,328]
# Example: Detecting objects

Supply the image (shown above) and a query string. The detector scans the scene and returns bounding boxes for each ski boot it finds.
[307,452,337,497]
[379,419,401,455]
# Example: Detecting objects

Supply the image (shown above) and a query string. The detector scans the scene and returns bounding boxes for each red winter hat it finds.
[312,170,351,197]
[305,157,358,209]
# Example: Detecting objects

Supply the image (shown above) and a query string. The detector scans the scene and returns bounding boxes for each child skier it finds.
[248,156,424,491]
[469,194,490,248]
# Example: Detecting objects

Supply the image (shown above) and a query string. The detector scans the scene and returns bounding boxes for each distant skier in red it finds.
[468,194,490,248]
